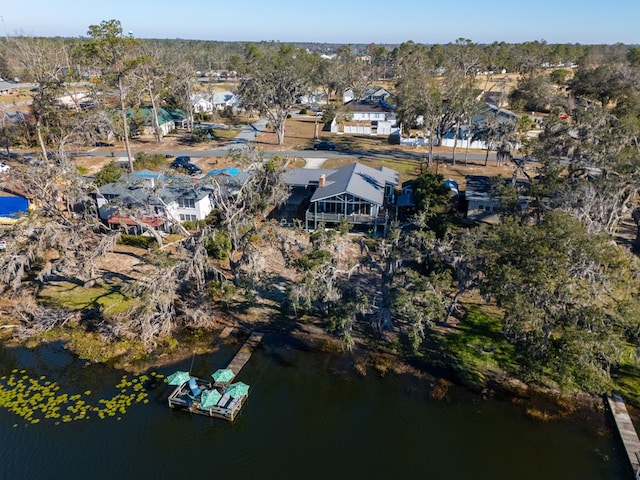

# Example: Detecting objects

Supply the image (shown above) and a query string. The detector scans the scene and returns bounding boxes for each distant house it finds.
[211,91,239,111]
[129,108,186,137]
[284,162,399,234]
[57,92,92,109]
[0,81,20,95]
[191,92,239,114]
[464,175,531,224]
[208,70,238,81]
[296,92,326,106]
[343,86,392,104]
[192,94,214,114]
[331,101,398,136]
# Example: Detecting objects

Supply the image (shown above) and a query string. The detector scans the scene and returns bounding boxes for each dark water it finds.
[0,335,630,480]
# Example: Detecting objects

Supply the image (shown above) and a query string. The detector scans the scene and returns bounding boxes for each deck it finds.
[168,378,245,421]
[606,392,640,478]
[167,331,264,421]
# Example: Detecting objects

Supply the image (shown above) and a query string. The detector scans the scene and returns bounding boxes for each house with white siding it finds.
[331,101,398,135]
[95,170,216,232]
[191,92,239,114]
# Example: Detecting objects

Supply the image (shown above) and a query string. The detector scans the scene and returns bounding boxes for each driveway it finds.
[302,157,327,169]
[218,119,269,150]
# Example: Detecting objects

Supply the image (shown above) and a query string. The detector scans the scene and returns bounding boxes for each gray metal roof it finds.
[98,171,214,206]
[465,174,531,202]
[306,163,398,205]
[283,168,337,187]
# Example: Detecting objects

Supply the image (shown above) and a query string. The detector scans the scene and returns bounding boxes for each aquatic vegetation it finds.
[0,371,157,426]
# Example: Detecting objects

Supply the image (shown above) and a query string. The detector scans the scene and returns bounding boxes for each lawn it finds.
[423,306,517,389]
[38,280,137,317]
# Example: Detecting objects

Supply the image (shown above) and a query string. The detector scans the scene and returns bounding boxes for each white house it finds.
[296,92,327,105]
[331,101,397,135]
[95,171,216,231]
[192,94,214,114]
[192,92,239,114]
[211,91,239,110]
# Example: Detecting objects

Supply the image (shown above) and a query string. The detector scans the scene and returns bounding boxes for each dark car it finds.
[313,141,336,151]
[172,162,202,175]
[171,156,191,167]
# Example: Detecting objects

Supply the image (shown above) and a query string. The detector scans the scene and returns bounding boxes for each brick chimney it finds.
[319,174,326,187]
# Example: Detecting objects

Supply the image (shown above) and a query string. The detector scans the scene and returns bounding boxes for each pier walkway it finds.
[226,331,264,376]
[607,392,640,478]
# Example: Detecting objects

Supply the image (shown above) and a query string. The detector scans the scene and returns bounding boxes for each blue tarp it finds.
[206,167,239,177]
[443,179,459,194]
[380,99,397,110]
[0,196,28,218]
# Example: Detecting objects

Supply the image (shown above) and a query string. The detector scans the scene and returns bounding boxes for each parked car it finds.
[0,240,6,250]
[313,141,336,151]
[0,163,10,173]
[171,156,191,167]
[171,162,201,175]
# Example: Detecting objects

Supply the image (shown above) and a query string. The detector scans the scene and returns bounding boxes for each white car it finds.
[0,162,10,173]
[0,241,6,250]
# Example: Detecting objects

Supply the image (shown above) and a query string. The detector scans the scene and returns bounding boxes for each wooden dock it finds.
[218,326,234,339]
[606,392,640,478]
[167,331,264,421]
[226,331,264,376]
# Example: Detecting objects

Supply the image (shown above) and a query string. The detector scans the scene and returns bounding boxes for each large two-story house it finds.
[284,162,399,234]
[95,170,217,232]
[333,86,398,136]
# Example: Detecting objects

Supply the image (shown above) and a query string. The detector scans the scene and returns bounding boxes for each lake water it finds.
[0,334,631,480]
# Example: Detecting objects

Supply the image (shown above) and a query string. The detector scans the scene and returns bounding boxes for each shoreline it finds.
[0,298,621,424]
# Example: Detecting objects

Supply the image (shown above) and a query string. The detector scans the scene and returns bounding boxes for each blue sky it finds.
[1,0,638,45]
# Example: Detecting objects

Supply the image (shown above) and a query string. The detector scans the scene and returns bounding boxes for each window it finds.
[177,198,195,209]
[179,214,197,222]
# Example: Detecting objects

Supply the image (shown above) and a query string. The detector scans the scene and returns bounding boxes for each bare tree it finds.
[133,46,168,143]
[10,36,75,160]
[208,147,290,285]
[238,44,313,145]
[77,20,146,172]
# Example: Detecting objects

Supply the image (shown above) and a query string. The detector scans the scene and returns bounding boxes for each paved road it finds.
[12,115,501,165]
[72,147,498,165]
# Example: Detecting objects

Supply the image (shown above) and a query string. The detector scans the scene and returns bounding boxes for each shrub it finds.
[181,219,208,231]
[118,234,157,249]
[205,231,231,259]
[191,128,214,143]
[133,152,165,171]
[94,161,125,186]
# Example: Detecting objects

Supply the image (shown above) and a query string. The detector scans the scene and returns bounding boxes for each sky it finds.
[1,0,638,45]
